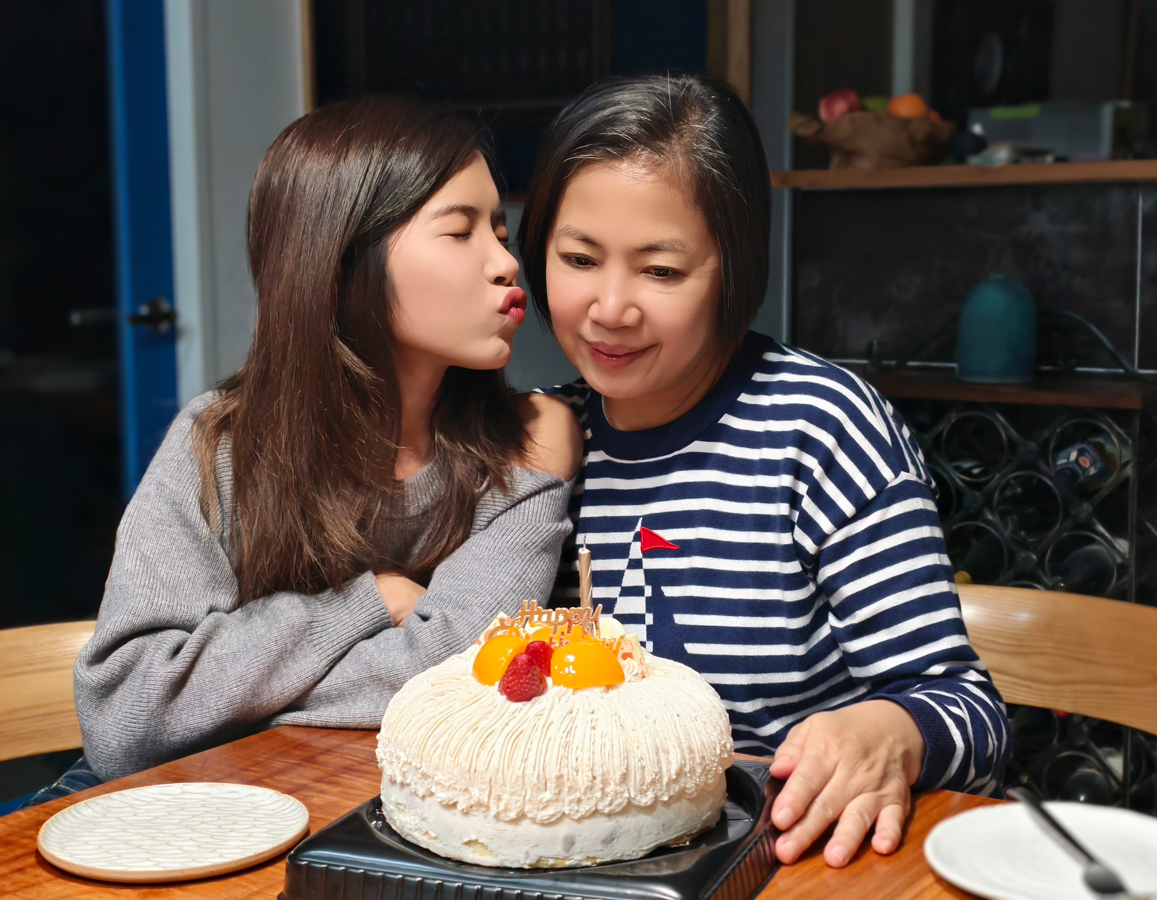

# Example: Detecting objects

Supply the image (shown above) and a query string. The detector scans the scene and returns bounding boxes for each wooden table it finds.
[0,726,995,899]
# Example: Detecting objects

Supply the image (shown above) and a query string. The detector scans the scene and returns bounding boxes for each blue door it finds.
[106,0,178,499]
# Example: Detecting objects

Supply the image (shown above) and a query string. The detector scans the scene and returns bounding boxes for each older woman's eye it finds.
[563,254,595,268]
[648,267,674,278]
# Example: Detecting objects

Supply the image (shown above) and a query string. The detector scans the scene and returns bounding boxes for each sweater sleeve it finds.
[775,359,1011,795]
[74,400,574,781]
[273,467,575,728]
[814,472,1011,795]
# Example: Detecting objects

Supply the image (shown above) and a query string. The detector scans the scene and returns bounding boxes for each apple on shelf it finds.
[819,88,861,123]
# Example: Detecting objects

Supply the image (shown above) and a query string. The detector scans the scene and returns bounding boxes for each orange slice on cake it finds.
[551,640,625,689]
[473,633,530,685]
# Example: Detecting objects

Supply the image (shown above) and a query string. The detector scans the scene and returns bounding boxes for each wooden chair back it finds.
[0,621,95,762]
[957,584,1157,735]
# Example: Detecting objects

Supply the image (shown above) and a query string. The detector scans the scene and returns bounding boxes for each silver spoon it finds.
[1007,788,1139,898]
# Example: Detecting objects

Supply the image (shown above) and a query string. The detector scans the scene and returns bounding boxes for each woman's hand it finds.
[768,700,925,868]
[374,573,428,627]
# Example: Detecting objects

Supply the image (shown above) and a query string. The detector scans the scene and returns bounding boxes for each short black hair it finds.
[518,73,771,350]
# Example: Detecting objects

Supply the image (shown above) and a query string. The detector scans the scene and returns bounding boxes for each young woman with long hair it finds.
[72,96,580,783]
[520,74,1009,868]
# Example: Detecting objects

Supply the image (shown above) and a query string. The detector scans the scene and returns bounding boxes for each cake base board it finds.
[281,761,780,900]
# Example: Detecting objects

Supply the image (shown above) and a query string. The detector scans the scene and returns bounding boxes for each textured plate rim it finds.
[923,802,1157,900]
[36,782,311,884]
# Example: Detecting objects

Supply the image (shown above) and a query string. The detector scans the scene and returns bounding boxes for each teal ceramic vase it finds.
[956,276,1037,383]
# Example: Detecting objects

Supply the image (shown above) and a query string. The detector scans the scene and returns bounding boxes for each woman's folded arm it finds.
[77,395,579,780]
[279,468,574,725]
[74,404,395,780]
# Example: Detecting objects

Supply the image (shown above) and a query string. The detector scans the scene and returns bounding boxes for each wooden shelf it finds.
[857,368,1157,410]
[770,159,1157,191]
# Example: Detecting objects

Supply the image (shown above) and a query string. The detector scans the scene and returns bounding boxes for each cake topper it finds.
[504,599,602,638]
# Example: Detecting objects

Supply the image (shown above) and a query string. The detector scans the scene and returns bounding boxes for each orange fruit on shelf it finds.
[551,640,625,690]
[473,632,530,685]
[887,93,929,119]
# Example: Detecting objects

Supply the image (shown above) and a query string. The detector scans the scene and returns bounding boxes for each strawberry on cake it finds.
[375,601,734,868]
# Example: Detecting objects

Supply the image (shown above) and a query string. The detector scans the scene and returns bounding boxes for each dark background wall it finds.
[789,0,1157,373]
[792,0,894,171]
[792,182,1157,372]
[0,0,122,811]
[0,0,121,629]
[313,0,709,193]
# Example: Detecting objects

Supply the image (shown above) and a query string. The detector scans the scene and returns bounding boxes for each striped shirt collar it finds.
[587,331,775,461]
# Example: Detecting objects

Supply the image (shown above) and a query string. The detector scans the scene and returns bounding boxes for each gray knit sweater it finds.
[75,393,575,781]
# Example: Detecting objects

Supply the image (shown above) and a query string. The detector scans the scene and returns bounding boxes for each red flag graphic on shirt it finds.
[640,526,679,552]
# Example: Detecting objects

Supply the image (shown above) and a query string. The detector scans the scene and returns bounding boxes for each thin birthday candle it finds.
[578,542,592,609]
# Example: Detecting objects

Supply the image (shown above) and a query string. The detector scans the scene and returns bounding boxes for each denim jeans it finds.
[18,756,104,809]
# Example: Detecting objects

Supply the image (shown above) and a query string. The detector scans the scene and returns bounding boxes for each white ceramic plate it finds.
[37,782,310,883]
[924,801,1157,900]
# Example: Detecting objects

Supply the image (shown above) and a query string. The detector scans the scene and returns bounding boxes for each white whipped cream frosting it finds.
[380,769,726,868]
[376,644,734,830]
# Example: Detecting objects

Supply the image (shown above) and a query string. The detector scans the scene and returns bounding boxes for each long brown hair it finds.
[194,96,525,602]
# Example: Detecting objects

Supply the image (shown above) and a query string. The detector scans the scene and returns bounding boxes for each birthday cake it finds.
[375,600,734,868]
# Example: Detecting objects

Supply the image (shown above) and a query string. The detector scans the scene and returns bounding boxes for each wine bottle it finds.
[940,411,1014,487]
[1050,419,1131,495]
[1047,534,1118,596]
[1053,440,1114,490]
[993,471,1063,542]
[1010,707,1058,762]
[927,462,959,522]
[948,522,1008,585]
[1061,763,1115,805]
[950,457,992,483]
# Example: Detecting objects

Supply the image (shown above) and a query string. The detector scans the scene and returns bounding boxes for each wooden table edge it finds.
[1,726,995,899]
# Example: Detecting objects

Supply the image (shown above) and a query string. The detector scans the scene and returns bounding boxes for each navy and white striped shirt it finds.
[547,331,1010,795]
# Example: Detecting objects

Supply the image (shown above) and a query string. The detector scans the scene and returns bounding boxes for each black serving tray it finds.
[282,761,780,900]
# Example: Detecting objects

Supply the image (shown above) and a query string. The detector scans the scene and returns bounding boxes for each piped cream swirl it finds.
[377,645,733,825]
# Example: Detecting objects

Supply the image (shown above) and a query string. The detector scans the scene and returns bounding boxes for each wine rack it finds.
[916,407,1140,598]
[888,394,1156,814]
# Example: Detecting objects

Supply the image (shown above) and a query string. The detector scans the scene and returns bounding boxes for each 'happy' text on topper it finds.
[501,599,603,638]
